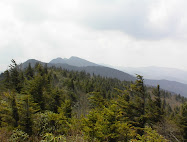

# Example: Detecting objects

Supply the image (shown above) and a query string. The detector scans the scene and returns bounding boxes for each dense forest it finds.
[0,60,186,142]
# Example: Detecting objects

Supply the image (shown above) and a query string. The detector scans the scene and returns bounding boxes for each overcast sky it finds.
[0,0,187,71]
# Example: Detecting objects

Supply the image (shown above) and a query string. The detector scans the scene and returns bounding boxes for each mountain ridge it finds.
[49,56,99,67]
[116,66,187,84]
[20,57,187,97]
[22,58,136,82]
[145,79,187,97]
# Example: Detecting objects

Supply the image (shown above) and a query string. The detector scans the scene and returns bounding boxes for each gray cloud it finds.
[79,0,186,39]
[2,0,186,39]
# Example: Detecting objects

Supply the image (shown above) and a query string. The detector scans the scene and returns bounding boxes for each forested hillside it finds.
[20,58,187,97]
[0,60,186,142]
[145,79,187,98]
[21,59,136,82]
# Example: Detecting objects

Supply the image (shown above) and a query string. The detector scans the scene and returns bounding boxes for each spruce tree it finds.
[58,100,72,118]
[18,95,39,135]
[53,89,61,113]
[130,75,147,135]
[25,63,34,80]
[11,95,19,127]
[9,59,21,92]
[28,75,45,110]
[152,85,163,122]
[179,103,187,141]
[3,70,11,89]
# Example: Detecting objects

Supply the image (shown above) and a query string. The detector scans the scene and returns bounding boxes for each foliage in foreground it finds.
[0,60,186,141]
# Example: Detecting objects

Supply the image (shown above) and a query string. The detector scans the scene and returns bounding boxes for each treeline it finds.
[0,60,186,142]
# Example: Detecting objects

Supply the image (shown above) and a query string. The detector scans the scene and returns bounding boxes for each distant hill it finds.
[22,59,136,82]
[49,56,99,67]
[21,58,187,97]
[118,66,187,84]
[145,79,187,97]
[114,66,187,97]
[20,59,43,69]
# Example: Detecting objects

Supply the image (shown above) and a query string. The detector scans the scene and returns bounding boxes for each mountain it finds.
[118,66,187,84]
[145,79,187,97]
[114,66,187,97]
[80,66,136,82]
[20,59,43,69]
[49,56,99,67]
[22,59,136,82]
[21,58,187,97]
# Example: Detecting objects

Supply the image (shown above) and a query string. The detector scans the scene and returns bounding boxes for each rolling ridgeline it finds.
[0,58,186,141]
[22,57,187,97]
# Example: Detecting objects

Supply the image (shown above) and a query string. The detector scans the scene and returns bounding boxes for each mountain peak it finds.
[49,56,99,67]
[56,57,63,60]
[69,56,87,61]
[70,56,79,59]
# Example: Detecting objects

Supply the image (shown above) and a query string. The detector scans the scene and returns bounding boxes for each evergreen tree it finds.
[28,75,45,110]
[130,75,147,135]
[11,95,19,127]
[44,63,48,74]
[18,95,39,135]
[3,70,11,89]
[115,89,136,122]
[58,100,72,118]
[89,92,107,109]
[0,92,14,127]
[53,89,61,113]
[25,63,34,80]
[152,85,163,122]
[179,102,187,141]
[9,59,22,92]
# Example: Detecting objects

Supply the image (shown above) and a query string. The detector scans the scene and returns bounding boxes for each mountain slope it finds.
[50,56,99,67]
[22,59,136,82]
[145,79,187,97]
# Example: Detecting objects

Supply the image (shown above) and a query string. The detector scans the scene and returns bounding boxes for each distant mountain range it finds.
[20,57,187,97]
[117,66,187,84]
[21,58,135,82]
[145,79,187,97]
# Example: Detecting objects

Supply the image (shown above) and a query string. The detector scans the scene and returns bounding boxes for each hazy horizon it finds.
[2,56,187,73]
[1,0,187,71]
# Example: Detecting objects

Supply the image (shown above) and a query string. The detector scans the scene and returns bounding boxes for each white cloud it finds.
[0,0,187,72]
